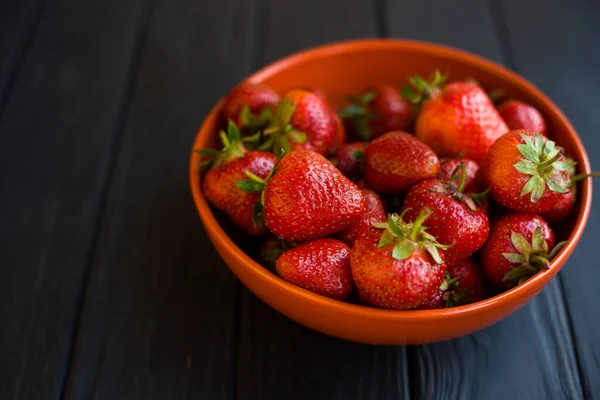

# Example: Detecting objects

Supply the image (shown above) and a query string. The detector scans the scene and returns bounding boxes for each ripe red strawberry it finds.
[338,188,386,246]
[541,189,575,225]
[258,237,296,271]
[331,112,347,154]
[331,141,368,180]
[498,100,547,136]
[403,71,509,163]
[198,121,277,234]
[264,90,337,156]
[222,82,280,128]
[402,163,490,265]
[340,84,412,140]
[416,288,445,309]
[276,238,353,300]
[447,257,487,304]
[480,130,573,213]
[417,257,487,309]
[237,150,365,241]
[437,157,481,193]
[481,213,566,289]
[364,131,440,194]
[350,210,449,310]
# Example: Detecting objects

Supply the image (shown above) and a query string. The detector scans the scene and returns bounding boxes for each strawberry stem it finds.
[571,172,600,184]
[539,151,562,170]
[408,208,431,241]
[456,162,467,192]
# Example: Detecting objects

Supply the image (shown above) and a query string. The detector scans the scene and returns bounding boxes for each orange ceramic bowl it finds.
[189,39,592,345]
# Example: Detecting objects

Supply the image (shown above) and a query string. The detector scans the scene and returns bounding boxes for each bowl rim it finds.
[189,38,592,321]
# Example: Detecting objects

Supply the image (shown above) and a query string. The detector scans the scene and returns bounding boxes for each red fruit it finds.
[481,213,565,289]
[498,100,547,136]
[265,90,337,156]
[331,112,347,154]
[447,257,487,305]
[222,82,280,127]
[540,189,575,225]
[340,85,412,140]
[364,131,440,194]
[199,122,277,234]
[404,71,509,163]
[480,130,572,213]
[258,237,296,271]
[338,188,386,246]
[417,257,487,309]
[437,157,481,193]
[276,238,354,300]
[238,150,365,241]
[350,210,448,310]
[402,164,490,265]
[417,289,445,309]
[331,141,368,179]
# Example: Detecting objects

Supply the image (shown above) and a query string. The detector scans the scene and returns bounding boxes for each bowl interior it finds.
[190,40,592,341]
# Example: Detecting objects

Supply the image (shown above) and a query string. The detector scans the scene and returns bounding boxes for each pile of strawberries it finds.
[196,70,591,310]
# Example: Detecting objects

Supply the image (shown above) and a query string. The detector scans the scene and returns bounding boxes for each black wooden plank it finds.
[498,0,600,397]
[235,1,410,399]
[0,0,45,114]
[386,0,583,398]
[62,0,258,398]
[0,0,149,398]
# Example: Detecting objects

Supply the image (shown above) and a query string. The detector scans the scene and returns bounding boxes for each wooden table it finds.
[1,0,599,398]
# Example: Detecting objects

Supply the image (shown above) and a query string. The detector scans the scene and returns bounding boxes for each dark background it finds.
[1,0,599,399]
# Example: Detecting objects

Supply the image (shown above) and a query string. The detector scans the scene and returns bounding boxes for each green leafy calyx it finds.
[502,226,567,285]
[433,162,487,212]
[338,91,379,140]
[514,133,576,203]
[261,98,307,157]
[235,151,286,227]
[239,105,274,133]
[193,119,246,170]
[371,209,452,264]
[401,69,448,105]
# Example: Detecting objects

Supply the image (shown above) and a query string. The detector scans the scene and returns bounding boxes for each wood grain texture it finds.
[62,0,259,398]
[498,0,600,397]
[386,0,584,398]
[0,0,149,398]
[235,1,410,399]
[237,288,410,400]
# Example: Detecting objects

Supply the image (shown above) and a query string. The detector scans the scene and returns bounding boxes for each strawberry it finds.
[237,150,365,241]
[331,141,368,180]
[418,257,487,309]
[263,90,337,156]
[198,121,277,234]
[350,210,449,310]
[402,163,490,265]
[481,213,566,289]
[447,257,487,305]
[222,82,280,129]
[339,84,412,140]
[331,111,347,154]
[540,189,575,225]
[416,288,445,309]
[258,237,296,271]
[276,238,353,300]
[338,188,386,246]
[479,130,573,213]
[364,131,440,194]
[498,100,547,136]
[437,157,481,193]
[403,71,509,163]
